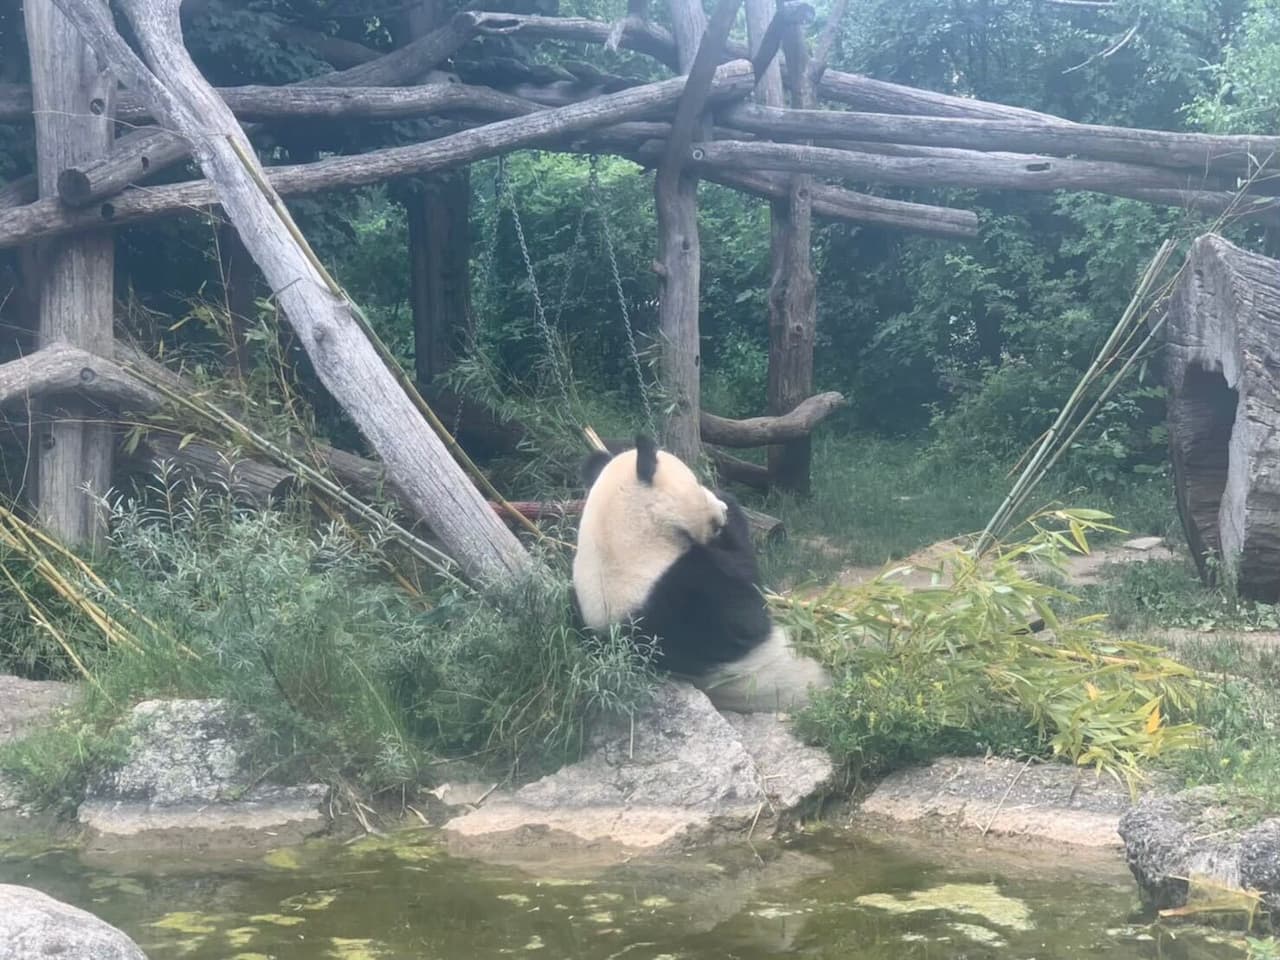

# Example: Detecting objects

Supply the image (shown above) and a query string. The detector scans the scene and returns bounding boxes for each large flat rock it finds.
[858,756,1161,849]
[78,699,329,852]
[443,682,833,865]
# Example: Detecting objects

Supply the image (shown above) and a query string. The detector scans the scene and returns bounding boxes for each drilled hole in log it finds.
[1025,162,1051,172]
[99,202,115,220]
[140,156,150,171]
[1171,363,1238,587]
[89,98,105,115]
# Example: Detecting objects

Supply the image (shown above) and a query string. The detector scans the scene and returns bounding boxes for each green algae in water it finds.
[855,881,1034,931]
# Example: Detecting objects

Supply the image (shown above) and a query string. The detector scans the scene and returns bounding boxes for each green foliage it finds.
[0,470,656,809]
[1083,559,1280,635]
[1188,0,1280,133]
[1248,936,1280,960]
[774,509,1203,789]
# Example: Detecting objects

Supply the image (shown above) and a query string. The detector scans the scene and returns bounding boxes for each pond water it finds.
[0,827,1248,959]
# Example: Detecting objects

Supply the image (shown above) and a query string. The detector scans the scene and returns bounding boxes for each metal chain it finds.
[588,157,656,436]
[500,161,572,406]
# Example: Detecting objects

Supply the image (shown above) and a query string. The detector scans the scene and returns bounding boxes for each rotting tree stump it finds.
[1166,234,1280,602]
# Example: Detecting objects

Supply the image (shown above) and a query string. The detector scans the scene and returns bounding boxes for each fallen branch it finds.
[0,343,162,411]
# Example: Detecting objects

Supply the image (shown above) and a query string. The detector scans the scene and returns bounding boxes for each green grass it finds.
[747,432,1179,589]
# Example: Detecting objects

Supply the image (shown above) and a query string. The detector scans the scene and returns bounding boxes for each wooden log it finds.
[700,391,844,446]
[54,0,531,584]
[139,431,299,505]
[750,2,814,82]
[0,343,162,411]
[719,103,1280,178]
[765,16,819,495]
[56,11,486,208]
[1165,234,1280,603]
[689,141,1280,225]
[26,0,117,551]
[709,448,771,490]
[469,11,682,70]
[653,0,741,464]
[0,63,755,251]
[815,70,1067,124]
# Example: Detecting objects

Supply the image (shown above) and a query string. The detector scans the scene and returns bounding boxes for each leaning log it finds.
[1166,234,1280,603]
[688,141,1280,225]
[53,0,530,585]
[26,0,117,551]
[0,63,755,252]
[718,103,1280,178]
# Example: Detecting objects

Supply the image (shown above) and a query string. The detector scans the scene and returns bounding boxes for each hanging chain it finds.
[500,161,572,407]
[589,156,656,436]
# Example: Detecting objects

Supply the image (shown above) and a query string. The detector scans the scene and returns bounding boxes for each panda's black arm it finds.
[704,491,765,586]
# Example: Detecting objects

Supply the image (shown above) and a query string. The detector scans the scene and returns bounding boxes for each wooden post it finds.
[25,0,116,550]
[655,0,741,465]
[400,0,472,387]
[766,16,818,494]
[52,0,533,584]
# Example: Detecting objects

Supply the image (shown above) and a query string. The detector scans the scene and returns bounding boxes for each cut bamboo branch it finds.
[52,0,530,584]
[0,63,755,251]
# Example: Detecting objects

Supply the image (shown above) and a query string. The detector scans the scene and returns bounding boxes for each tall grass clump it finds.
[774,508,1204,791]
[0,466,656,810]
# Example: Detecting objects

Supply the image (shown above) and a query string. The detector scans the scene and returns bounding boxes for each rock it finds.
[1122,536,1166,552]
[0,675,78,815]
[0,883,147,959]
[858,756,1162,849]
[78,699,329,853]
[442,682,833,865]
[0,675,77,745]
[1119,787,1280,914]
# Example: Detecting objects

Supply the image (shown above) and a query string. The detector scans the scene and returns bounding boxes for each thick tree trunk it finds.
[52,0,531,584]
[652,0,740,464]
[25,0,116,551]
[765,18,818,494]
[400,0,472,388]
[1166,234,1280,603]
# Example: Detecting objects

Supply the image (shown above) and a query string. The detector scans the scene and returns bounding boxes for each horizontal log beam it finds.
[0,343,163,411]
[470,11,682,71]
[720,102,1280,177]
[709,448,771,490]
[700,391,845,446]
[488,497,786,541]
[0,62,755,250]
[690,140,1280,225]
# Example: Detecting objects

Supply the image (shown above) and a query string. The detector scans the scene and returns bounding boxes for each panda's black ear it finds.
[580,450,613,489]
[634,434,658,485]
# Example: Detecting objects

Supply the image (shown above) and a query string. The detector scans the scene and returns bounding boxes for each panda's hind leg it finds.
[696,625,831,714]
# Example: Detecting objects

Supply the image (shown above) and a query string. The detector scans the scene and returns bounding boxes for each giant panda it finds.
[572,434,831,713]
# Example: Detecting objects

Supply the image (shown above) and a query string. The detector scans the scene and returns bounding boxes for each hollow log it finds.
[689,141,1280,225]
[652,0,741,464]
[0,63,754,252]
[57,11,487,208]
[701,391,844,447]
[54,0,531,584]
[26,0,117,551]
[1166,234,1280,603]
[718,103,1280,178]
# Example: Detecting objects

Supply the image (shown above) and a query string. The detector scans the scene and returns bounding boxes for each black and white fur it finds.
[572,435,830,713]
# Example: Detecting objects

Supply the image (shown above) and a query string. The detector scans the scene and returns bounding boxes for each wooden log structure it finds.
[25,0,117,551]
[1165,234,1280,603]
[49,0,532,585]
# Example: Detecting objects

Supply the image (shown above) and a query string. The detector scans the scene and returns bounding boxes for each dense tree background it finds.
[1,0,1276,490]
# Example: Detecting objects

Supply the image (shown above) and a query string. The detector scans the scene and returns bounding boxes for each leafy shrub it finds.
[775,509,1203,789]
[0,469,656,808]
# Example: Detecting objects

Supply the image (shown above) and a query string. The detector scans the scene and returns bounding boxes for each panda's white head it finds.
[573,435,728,631]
